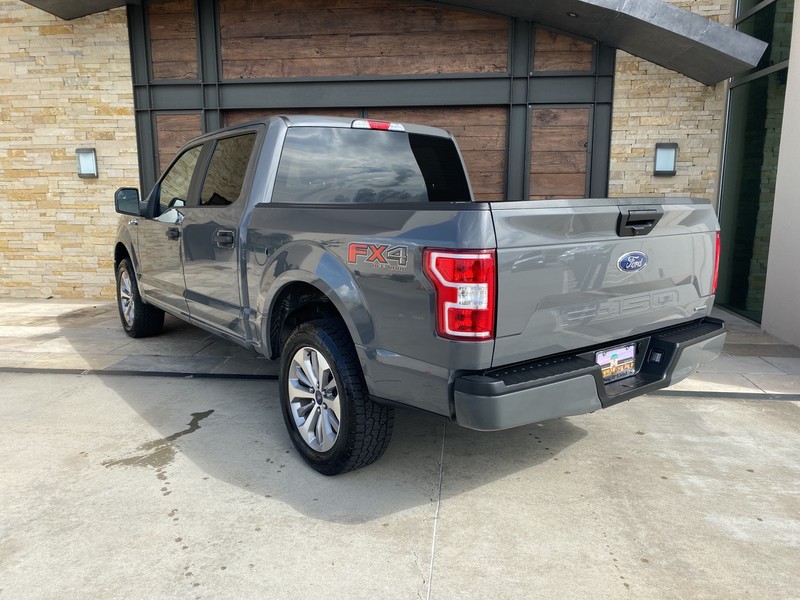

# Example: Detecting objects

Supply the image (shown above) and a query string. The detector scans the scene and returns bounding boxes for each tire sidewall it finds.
[279,323,352,467]
[116,259,136,334]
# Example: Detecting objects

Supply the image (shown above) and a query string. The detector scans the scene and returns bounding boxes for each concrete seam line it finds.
[0,367,279,381]
[427,421,446,600]
[649,390,800,401]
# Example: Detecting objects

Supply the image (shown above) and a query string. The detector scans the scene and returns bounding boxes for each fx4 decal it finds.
[347,243,409,271]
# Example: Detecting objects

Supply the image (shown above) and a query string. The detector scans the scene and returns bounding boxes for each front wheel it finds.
[116,258,164,338]
[279,318,394,475]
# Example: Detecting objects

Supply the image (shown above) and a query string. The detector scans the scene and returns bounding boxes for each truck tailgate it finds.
[490,199,719,368]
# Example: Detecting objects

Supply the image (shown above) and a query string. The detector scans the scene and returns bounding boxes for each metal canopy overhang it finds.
[21,0,130,20]
[429,0,768,85]
[21,0,767,85]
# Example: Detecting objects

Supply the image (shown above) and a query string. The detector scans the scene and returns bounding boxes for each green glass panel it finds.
[736,0,793,78]
[717,69,788,322]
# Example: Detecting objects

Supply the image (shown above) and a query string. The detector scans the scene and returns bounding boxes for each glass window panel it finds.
[272,128,470,204]
[738,0,768,17]
[736,0,793,77]
[157,145,202,217]
[717,69,788,321]
[199,134,257,206]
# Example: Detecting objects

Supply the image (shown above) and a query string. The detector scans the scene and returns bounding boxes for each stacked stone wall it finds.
[0,1,137,299]
[609,0,733,205]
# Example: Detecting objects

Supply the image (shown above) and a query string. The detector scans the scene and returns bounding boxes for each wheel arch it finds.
[256,245,375,360]
[113,228,139,274]
[262,276,374,360]
[114,242,131,269]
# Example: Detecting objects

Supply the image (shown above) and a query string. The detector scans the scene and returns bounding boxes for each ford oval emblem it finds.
[617,251,648,273]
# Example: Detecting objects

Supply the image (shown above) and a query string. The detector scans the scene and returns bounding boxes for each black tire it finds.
[279,318,394,475]
[115,258,165,338]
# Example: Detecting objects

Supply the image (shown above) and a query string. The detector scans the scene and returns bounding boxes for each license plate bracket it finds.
[596,343,637,383]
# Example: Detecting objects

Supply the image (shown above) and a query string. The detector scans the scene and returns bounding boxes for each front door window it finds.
[156,145,202,219]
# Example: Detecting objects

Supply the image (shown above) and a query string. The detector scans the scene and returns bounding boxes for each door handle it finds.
[214,229,236,248]
[166,227,181,240]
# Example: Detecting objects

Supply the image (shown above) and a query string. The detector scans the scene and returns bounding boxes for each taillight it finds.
[712,231,720,295]
[423,249,496,340]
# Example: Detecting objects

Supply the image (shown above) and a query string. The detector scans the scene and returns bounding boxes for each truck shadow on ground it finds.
[55,304,587,524]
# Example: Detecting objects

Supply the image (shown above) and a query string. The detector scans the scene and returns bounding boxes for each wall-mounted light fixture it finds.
[76,148,98,179]
[654,143,678,176]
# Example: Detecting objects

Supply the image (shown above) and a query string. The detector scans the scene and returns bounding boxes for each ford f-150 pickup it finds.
[113,115,725,475]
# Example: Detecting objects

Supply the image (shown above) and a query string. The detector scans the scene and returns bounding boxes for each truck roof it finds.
[224,114,455,141]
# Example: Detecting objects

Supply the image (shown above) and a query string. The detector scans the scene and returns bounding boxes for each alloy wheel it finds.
[287,346,341,452]
[118,269,135,327]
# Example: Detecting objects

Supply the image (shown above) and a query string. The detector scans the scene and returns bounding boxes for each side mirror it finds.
[115,187,141,216]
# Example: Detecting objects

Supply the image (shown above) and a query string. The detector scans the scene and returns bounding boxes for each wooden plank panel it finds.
[532,107,590,128]
[150,39,197,63]
[530,107,589,199]
[534,52,594,73]
[152,61,200,80]
[224,52,507,78]
[148,0,198,80]
[219,0,509,78]
[223,0,407,11]
[222,31,508,62]
[148,0,194,14]
[219,7,506,36]
[531,128,588,153]
[224,109,359,126]
[530,151,587,174]
[529,173,586,198]
[148,14,196,39]
[533,27,593,73]
[367,107,505,126]
[155,113,202,174]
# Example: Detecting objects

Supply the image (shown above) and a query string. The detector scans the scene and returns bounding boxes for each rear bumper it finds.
[453,317,726,431]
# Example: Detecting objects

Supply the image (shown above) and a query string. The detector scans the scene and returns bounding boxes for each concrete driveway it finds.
[1,300,799,599]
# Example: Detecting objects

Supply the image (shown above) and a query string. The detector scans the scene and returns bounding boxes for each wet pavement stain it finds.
[102,410,214,472]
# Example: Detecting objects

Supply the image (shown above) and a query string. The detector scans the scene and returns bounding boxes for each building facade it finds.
[0,2,135,298]
[1,0,797,344]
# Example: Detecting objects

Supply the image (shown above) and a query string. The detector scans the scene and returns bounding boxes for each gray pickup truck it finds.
[113,115,725,475]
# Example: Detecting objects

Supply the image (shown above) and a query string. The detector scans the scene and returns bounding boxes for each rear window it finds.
[271,127,471,204]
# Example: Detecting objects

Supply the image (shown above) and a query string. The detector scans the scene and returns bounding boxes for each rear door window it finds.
[199,133,257,207]
[272,127,471,204]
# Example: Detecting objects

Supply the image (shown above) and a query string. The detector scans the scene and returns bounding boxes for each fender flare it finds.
[256,243,375,355]
[113,226,140,275]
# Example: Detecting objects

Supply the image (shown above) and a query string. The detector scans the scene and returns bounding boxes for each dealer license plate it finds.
[596,343,636,383]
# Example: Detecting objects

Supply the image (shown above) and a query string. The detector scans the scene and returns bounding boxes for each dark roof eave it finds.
[20,0,129,20]
[430,0,768,85]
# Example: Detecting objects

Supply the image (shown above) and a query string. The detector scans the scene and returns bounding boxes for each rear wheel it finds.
[280,318,394,475]
[116,258,164,338]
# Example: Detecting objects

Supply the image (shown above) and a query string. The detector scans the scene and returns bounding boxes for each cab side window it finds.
[199,133,257,207]
[157,145,202,216]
